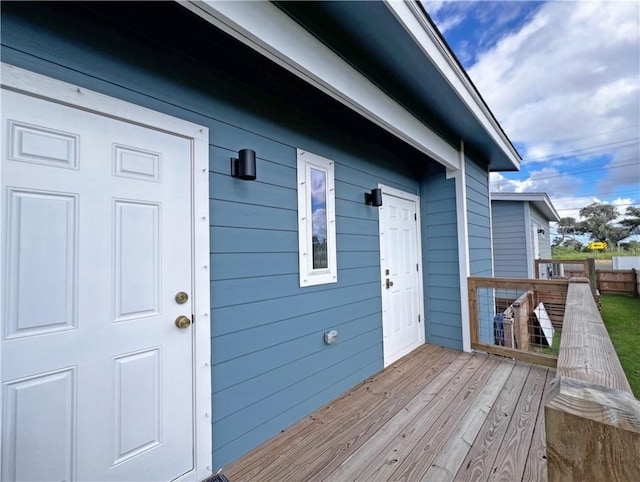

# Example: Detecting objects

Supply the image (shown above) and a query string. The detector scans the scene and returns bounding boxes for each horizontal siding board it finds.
[212,342,381,450]
[210,199,297,231]
[425,211,458,227]
[212,282,380,336]
[210,252,298,280]
[336,215,379,236]
[210,148,297,189]
[335,198,380,221]
[492,201,528,278]
[427,323,462,340]
[337,233,380,252]
[337,250,380,269]
[335,163,418,194]
[468,224,491,237]
[425,299,461,314]
[427,286,461,300]
[210,172,297,210]
[212,297,381,369]
[212,306,381,392]
[211,266,379,308]
[424,261,459,275]
[210,226,298,253]
[213,315,381,420]
[422,171,462,348]
[465,157,492,278]
[424,248,459,263]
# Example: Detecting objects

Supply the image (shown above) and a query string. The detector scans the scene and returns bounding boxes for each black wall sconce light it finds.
[230,149,257,181]
[364,188,383,207]
[537,228,545,235]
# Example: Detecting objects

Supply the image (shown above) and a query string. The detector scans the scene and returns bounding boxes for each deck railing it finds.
[468,277,570,367]
[544,278,640,481]
[534,258,597,292]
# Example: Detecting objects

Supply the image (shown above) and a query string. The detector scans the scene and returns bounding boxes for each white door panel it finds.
[1,90,194,481]
[379,189,423,366]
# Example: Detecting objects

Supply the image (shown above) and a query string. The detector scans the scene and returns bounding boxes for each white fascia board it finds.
[386,1,521,170]
[181,0,460,171]
[491,192,561,222]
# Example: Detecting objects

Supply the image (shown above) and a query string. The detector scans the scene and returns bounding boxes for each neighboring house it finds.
[0,1,520,479]
[491,192,561,278]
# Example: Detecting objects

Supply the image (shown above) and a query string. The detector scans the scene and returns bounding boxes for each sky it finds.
[424,0,640,243]
[310,168,327,241]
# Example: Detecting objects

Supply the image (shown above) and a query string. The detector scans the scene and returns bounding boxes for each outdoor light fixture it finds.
[230,149,257,180]
[364,188,383,207]
[537,228,545,235]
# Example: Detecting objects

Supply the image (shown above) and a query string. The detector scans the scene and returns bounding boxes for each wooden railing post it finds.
[467,278,478,345]
[545,277,640,481]
[587,257,597,294]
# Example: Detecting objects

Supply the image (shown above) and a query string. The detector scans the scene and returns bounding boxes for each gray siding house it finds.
[0,1,520,479]
[491,192,560,278]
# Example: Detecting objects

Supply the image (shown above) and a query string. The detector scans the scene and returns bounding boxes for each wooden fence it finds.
[537,258,639,296]
[468,277,568,367]
[597,268,639,295]
[545,278,640,481]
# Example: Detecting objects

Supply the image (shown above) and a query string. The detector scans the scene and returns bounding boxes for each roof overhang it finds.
[491,192,561,222]
[181,1,521,172]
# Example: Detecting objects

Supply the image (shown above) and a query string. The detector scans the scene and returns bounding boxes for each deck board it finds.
[223,344,553,482]
[488,364,548,481]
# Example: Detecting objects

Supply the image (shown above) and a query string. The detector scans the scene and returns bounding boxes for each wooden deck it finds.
[222,344,555,481]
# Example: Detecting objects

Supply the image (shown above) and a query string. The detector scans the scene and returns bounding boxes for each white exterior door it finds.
[1,89,196,481]
[379,187,424,366]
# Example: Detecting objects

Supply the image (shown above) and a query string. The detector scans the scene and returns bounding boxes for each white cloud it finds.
[490,167,581,199]
[467,0,640,167]
[312,208,327,241]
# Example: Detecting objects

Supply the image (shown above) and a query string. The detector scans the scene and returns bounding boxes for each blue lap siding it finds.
[491,202,528,278]
[1,2,494,469]
[466,156,494,278]
[421,167,463,350]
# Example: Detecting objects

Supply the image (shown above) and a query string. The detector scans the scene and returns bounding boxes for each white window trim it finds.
[297,149,337,287]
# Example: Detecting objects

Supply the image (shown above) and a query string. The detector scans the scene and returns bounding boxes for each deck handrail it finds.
[545,277,640,481]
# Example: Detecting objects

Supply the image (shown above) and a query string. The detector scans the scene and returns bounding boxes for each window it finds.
[297,149,337,287]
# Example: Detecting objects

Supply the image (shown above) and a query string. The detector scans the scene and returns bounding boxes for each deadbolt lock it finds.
[175,315,192,329]
[386,279,394,289]
[175,292,189,304]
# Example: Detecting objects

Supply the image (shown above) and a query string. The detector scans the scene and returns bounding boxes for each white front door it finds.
[379,187,424,366]
[1,89,195,480]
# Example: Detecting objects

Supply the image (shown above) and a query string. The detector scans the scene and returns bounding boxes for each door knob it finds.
[175,291,189,304]
[175,315,192,329]
[386,279,394,289]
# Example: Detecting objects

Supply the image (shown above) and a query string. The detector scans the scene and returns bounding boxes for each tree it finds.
[552,217,579,247]
[576,202,630,246]
[621,206,640,235]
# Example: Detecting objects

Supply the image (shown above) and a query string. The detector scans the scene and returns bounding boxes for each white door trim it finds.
[378,184,425,367]
[0,63,212,481]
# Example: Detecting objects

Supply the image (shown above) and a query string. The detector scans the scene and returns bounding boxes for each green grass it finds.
[600,294,640,398]
[551,251,639,260]
[540,329,561,356]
